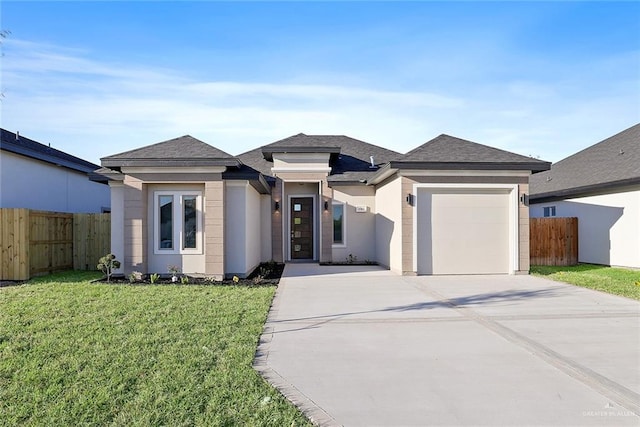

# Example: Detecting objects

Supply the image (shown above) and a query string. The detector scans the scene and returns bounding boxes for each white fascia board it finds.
[400,170,530,177]
[121,166,227,174]
[367,168,397,185]
[271,167,332,174]
[225,180,250,188]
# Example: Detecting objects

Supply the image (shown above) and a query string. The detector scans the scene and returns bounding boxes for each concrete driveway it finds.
[254,264,640,426]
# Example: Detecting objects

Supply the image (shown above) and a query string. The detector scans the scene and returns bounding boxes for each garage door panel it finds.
[417,189,511,275]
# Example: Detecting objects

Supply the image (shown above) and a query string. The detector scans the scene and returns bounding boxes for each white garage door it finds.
[417,188,511,275]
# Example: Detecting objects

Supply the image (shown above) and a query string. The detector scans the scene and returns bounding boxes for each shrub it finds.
[149,273,160,284]
[128,271,142,283]
[97,254,121,282]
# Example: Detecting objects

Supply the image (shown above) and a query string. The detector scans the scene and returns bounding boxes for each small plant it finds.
[168,265,180,282]
[128,271,142,283]
[252,275,264,285]
[97,253,121,282]
[259,266,271,278]
[346,254,358,264]
[149,273,160,284]
[180,275,190,285]
[232,276,240,284]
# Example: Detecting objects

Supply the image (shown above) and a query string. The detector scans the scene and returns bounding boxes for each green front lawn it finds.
[531,264,640,300]
[0,271,310,426]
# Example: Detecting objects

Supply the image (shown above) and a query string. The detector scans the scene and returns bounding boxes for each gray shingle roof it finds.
[399,134,549,165]
[101,135,240,169]
[530,123,640,202]
[238,133,402,184]
[1,128,100,174]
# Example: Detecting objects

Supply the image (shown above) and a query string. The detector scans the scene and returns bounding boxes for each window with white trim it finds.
[154,191,202,254]
[332,202,345,245]
[543,206,556,217]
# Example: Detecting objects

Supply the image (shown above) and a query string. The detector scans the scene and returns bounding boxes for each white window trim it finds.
[332,201,347,248]
[412,183,519,275]
[153,190,203,255]
[543,206,556,217]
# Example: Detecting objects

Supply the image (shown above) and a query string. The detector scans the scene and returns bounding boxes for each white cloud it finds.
[2,38,638,165]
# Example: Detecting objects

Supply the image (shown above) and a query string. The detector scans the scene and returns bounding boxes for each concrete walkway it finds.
[254,264,640,426]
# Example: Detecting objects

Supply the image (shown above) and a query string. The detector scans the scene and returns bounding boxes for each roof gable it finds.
[101,135,240,168]
[530,123,640,201]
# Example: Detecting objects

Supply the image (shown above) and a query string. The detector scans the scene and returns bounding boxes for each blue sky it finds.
[2,1,639,164]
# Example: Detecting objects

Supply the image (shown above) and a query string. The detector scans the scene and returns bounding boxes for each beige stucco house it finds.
[93,133,550,279]
[530,123,639,269]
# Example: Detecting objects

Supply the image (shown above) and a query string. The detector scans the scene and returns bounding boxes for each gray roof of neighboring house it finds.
[1,128,101,174]
[530,123,640,202]
[239,133,402,184]
[101,135,240,169]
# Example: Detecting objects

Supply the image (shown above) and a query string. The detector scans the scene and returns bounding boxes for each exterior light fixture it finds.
[274,201,280,212]
[406,194,414,206]
[519,194,528,206]
[324,201,329,211]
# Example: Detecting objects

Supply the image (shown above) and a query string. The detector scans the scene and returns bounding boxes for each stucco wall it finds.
[225,182,247,276]
[531,187,640,268]
[110,182,125,274]
[374,176,403,272]
[224,182,263,277]
[332,185,376,263]
[260,194,272,262]
[0,150,110,213]
[245,183,262,274]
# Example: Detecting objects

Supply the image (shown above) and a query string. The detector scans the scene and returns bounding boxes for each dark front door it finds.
[290,197,314,260]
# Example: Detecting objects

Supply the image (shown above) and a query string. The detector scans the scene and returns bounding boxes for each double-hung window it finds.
[332,202,345,246]
[154,191,202,254]
[543,206,556,217]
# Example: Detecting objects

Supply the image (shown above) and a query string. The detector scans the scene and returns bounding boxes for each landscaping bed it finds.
[98,262,285,286]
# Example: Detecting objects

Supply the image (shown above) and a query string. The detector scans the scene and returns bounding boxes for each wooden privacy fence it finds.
[0,209,110,280]
[530,217,578,266]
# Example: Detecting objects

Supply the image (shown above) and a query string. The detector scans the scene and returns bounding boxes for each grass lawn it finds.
[0,271,310,426]
[531,264,640,301]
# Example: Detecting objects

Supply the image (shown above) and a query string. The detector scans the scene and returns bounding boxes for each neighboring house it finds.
[94,133,549,279]
[0,129,110,213]
[530,124,640,269]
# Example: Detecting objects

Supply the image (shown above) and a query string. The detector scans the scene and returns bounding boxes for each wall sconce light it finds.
[274,201,280,212]
[324,201,329,211]
[406,193,414,206]
[519,194,528,206]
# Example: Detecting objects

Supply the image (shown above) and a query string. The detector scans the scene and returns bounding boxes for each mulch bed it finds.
[0,281,25,288]
[96,262,285,286]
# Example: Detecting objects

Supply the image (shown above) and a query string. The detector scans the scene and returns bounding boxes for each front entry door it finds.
[290,197,314,260]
